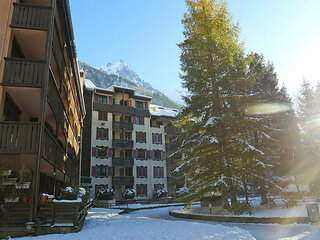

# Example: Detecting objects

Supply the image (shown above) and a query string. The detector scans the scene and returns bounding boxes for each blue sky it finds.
[70,0,320,100]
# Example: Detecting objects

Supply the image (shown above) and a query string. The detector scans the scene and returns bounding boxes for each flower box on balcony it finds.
[2,178,17,185]
[15,182,31,189]
[4,197,19,202]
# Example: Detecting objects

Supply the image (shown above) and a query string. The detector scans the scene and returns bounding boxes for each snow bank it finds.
[16,208,254,240]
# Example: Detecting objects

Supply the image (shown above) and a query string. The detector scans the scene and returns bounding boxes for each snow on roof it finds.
[106,85,136,92]
[135,93,152,100]
[84,79,96,91]
[149,104,179,118]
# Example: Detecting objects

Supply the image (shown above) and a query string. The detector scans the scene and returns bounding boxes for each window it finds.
[95,184,108,193]
[154,150,161,160]
[136,132,146,143]
[137,166,147,178]
[135,101,144,109]
[152,133,162,144]
[93,165,113,178]
[136,184,147,196]
[154,167,164,178]
[96,128,108,140]
[98,111,108,121]
[133,116,144,125]
[154,184,164,191]
[92,146,112,158]
[94,94,112,104]
[137,149,146,160]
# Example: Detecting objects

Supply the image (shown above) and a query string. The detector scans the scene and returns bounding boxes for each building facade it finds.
[0,0,85,222]
[81,81,182,200]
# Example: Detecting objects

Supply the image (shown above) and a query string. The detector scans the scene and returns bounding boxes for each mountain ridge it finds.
[79,61,181,109]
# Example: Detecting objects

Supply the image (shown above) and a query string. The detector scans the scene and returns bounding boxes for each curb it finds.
[117,203,198,214]
[169,210,310,224]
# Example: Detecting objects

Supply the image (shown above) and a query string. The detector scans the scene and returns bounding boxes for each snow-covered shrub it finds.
[59,186,80,200]
[122,189,135,200]
[176,187,188,196]
[96,189,114,200]
[230,202,253,215]
[153,188,168,199]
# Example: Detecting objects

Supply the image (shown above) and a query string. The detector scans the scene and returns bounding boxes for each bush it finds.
[96,189,114,200]
[153,188,168,199]
[230,202,253,215]
[59,186,80,200]
[122,189,135,200]
[260,198,276,208]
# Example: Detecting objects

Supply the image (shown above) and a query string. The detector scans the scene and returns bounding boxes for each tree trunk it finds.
[243,175,249,204]
[221,188,230,210]
[260,179,268,204]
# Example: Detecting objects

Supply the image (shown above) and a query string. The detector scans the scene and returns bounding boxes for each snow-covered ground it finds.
[178,196,317,218]
[15,208,254,240]
[113,201,200,209]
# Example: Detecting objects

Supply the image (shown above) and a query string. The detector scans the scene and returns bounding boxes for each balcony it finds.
[112,176,134,185]
[166,143,179,152]
[165,126,180,136]
[134,108,150,117]
[112,121,133,131]
[0,121,39,153]
[43,128,66,171]
[112,157,134,167]
[112,139,133,149]
[93,102,135,115]
[2,58,46,88]
[10,2,51,31]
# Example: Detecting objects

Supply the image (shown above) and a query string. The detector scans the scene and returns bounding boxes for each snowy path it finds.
[128,206,320,240]
[16,207,253,240]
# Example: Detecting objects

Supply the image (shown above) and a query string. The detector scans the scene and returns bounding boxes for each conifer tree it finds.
[174,0,255,209]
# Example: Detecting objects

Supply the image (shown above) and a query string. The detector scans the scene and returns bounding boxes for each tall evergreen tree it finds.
[174,0,256,208]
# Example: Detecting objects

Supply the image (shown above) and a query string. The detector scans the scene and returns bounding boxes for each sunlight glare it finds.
[245,103,291,115]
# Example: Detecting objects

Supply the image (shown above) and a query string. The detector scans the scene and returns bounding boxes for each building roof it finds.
[149,104,179,118]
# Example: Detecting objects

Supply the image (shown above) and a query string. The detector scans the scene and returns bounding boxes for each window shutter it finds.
[108,148,112,158]
[137,132,141,142]
[144,149,147,159]
[146,150,150,159]
[138,167,142,177]
[92,166,96,176]
[160,168,163,177]
[141,117,144,125]
[108,167,112,177]
[104,112,108,121]
[103,129,107,139]
[158,135,161,144]
[108,96,112,104]
[92,147,96,157]
[98,129,102,138]
[107,128,109,140]
[153,167,156,177]
[144,102,148,109]
[98,111,102,120]
[105,147,108,158]
[143,185,146,195]
[142,132,145,142]
[143,167,146,177]
[151,150,154,160]
[94,94,98,102]
[162,151,166,160]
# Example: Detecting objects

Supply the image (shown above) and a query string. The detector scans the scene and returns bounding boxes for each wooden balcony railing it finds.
[112,157,134,167]
[2,58,46,88]
[0,121,39,153]
[11,2,51,31]
[112,121,133,131]
[112,139,133,148]
[43,128,66,171]
[112,176,134,185]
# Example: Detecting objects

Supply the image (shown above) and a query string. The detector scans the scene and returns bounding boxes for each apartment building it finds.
[0,0,85,222]
[81,80,181,200]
